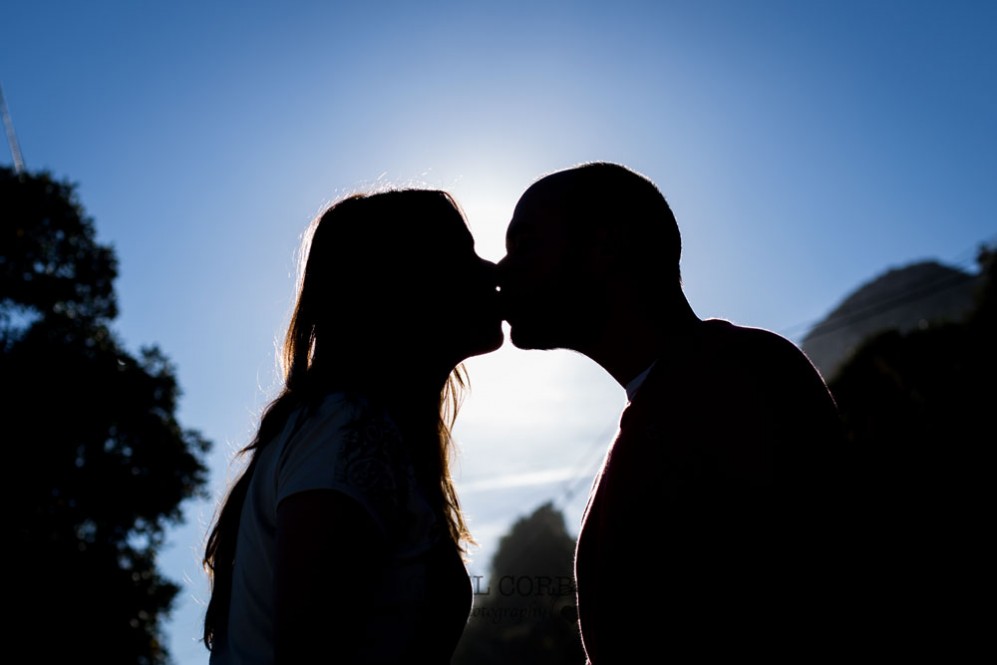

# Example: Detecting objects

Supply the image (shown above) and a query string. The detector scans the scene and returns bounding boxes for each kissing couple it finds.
[203,161,849,664]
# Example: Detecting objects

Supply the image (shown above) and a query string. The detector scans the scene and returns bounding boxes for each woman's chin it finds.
[466,326,505,359]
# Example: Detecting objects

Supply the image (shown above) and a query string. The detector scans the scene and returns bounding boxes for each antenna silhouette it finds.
[0,83,25,174]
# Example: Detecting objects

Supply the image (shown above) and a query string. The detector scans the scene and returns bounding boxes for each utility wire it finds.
[780,236,995,342]
[0,83,25,174]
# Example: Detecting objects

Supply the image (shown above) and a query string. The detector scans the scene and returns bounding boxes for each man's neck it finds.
[581,294,700,390]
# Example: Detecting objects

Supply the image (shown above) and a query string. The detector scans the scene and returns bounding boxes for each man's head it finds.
[498,162,682,351]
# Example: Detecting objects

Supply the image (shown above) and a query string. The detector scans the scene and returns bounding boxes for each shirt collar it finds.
[624,361,656,403]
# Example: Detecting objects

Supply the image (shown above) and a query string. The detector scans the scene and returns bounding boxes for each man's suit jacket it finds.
[574,319,853,662]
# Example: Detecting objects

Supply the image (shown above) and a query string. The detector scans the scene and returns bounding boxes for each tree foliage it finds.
[827,246,993,656]
[830,246,993,504]
[1,166,210,664]
[1,167,116,329]
[453,502,585,665]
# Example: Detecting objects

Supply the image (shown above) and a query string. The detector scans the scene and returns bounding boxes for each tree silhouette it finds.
[827,246,993,657]
[1,166,211,664]
[453,502,585,665]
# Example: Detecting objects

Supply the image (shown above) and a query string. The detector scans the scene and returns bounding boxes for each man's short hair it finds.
[534,162,682,290]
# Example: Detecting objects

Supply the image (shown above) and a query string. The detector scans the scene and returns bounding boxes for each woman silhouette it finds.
[203,190,503,664]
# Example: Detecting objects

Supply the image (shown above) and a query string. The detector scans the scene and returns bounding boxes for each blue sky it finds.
[4,1,995,662]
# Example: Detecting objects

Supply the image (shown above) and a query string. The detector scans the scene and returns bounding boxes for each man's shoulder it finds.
[645,318,835,415]
[631,319,800,398]
[699,318,818,373]
[696,319,842,428]
[701,318,796,349]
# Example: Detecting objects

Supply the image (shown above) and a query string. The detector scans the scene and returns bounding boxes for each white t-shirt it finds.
[210,391,467,664]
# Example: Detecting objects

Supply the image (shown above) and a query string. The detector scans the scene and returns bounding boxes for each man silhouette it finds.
[497,162,852,662]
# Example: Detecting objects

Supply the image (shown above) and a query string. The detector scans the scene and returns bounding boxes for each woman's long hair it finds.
[202,190,475,649]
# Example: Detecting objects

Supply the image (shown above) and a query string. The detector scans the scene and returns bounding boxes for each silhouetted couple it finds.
[203,163,849,664]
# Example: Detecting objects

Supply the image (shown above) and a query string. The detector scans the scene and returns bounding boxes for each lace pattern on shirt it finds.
[334,407,413,543]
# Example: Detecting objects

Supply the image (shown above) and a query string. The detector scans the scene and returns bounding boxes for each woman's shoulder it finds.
[311,391,405,465]
[275,390,411,520]
[308,388,378,418]
[289,390,398,439]
[279,390,402,462]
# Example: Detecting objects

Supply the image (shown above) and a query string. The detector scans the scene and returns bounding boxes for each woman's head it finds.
[285,189,503,392]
